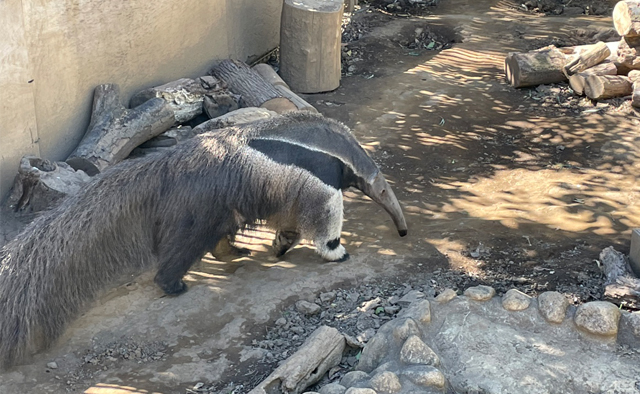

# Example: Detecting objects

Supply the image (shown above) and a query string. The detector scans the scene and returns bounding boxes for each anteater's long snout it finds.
[363,173,408,237]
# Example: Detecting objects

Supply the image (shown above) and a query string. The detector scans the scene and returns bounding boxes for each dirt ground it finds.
[2,0,640,393]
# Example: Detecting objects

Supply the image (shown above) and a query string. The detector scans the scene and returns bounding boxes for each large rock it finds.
[574,301,621,336]
[369,371,402,394]
[502,289,532,311]
[464,285,496,301]
[399,335,440,366]
[538,291,569,323]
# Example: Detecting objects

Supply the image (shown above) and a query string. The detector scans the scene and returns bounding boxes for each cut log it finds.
[617,37,640,71]
[600,246,640,309]
[584,74,633,100]
[629,69,640,83]
[562,41,611,77]
[192,107,278,134]
[504,46,568,88]
[280,0,343,93]
[568,62,618,95]
[613,0,640,37]
[130,77,225,124]
[209,59,283,107]
[275,85,318,113]
[203,92,241,119]
[138,126,195,149]
[66,84,175,176]
[252,63,290,89]
[7,156,90,213]
[633,81,640,107]
[248,326,345,394]
[260,97,299,114]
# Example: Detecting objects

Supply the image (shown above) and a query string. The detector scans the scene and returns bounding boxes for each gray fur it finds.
[0,112,405,368]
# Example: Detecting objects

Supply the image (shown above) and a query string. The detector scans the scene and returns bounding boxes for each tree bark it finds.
[203,92,241,119]
[613,0,640,37]
[7,156,90,214]
[584,75,633,100]
[601,246,640,310]
[568,62,618,95]
[193,108,277,134]
[209,59,283,108]
[130,77,225,124]
[280,0,343,93]
[248,326,345,394]
[562,41,611,77]
[275,85,318,113]
[66,84,175,175]
[504,46,568,88]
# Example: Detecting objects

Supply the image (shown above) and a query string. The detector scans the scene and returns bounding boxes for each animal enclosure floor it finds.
[2,0,640,393]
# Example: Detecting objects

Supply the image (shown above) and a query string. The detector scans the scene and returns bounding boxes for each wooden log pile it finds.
[505,0,640,108]
[8,58,318,213]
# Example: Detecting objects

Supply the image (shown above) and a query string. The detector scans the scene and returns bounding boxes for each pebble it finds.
[502,289,531,311]
[397,290,425,307]
[275,317,287,326]
[341,371,370,388]
[319,383,347,394]
[344,389,377,394]
[391,318,421,342]
[403,300,431,324]
[46,361,58,370]
[357,328,377,343]
[345,334,365,348]
[296,300,321,316]
[538,291,569,324]
[435,288,457,303]
[401,365,446,388]
[320,291,337,303]
[574,301,621,336]
[464,285,495,301]
[370,371,402,394]
[399,335,440,366]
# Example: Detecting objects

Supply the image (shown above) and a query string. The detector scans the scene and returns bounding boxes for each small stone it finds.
[370,371,402,394]
[435,288,456,303]
[400,335,440,366]
[275,317,287,326]
[356,335,388,372]
[574,301,621,336]
[403,300,431,324]
[321,291,337,303]
[345,334,365,348]
[344,389,376,394]
[538,291,569,324]
[398,290,425,307]
[296,300,321,316]
[341,371,370,388]
[357,328,377,343]
[464,285,495,301]
[392,318,421,342]
[625,312,640,337]
[384,305,400,315]
[401,365,446,388]
[46,361,58,369]
[319,383,347,394]
[303,392,321,394]
[502,289,531,311]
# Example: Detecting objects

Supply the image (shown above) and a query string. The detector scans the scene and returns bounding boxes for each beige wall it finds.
[0,0,282,199]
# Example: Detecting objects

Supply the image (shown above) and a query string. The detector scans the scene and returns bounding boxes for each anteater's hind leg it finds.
[211,235,251,260]
[154,216,227,295]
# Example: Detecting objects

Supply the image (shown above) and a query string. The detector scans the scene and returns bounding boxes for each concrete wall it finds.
[0,0,282,199]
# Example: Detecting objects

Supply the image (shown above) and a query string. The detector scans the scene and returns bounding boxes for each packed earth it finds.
[2,0,640,393]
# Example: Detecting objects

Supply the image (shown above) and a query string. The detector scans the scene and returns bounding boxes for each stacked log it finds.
[504,0,640,108]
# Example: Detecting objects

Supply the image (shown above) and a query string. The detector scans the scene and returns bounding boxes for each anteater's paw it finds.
[159,279,188,296]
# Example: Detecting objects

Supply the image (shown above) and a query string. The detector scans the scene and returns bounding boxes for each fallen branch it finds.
[249,325,345,394]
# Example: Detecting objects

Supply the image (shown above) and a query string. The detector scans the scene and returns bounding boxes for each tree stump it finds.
[568,62,618,95]
[7,156,90,213]
[563,41,611,77]
[504,46,568,88]
[280,0,343,93]
[209,59,284,108]
[130,77,225,124]
[66,84,175,176]
[633,81,640,107]
[613,0,640,37]
[584,75,633,100]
